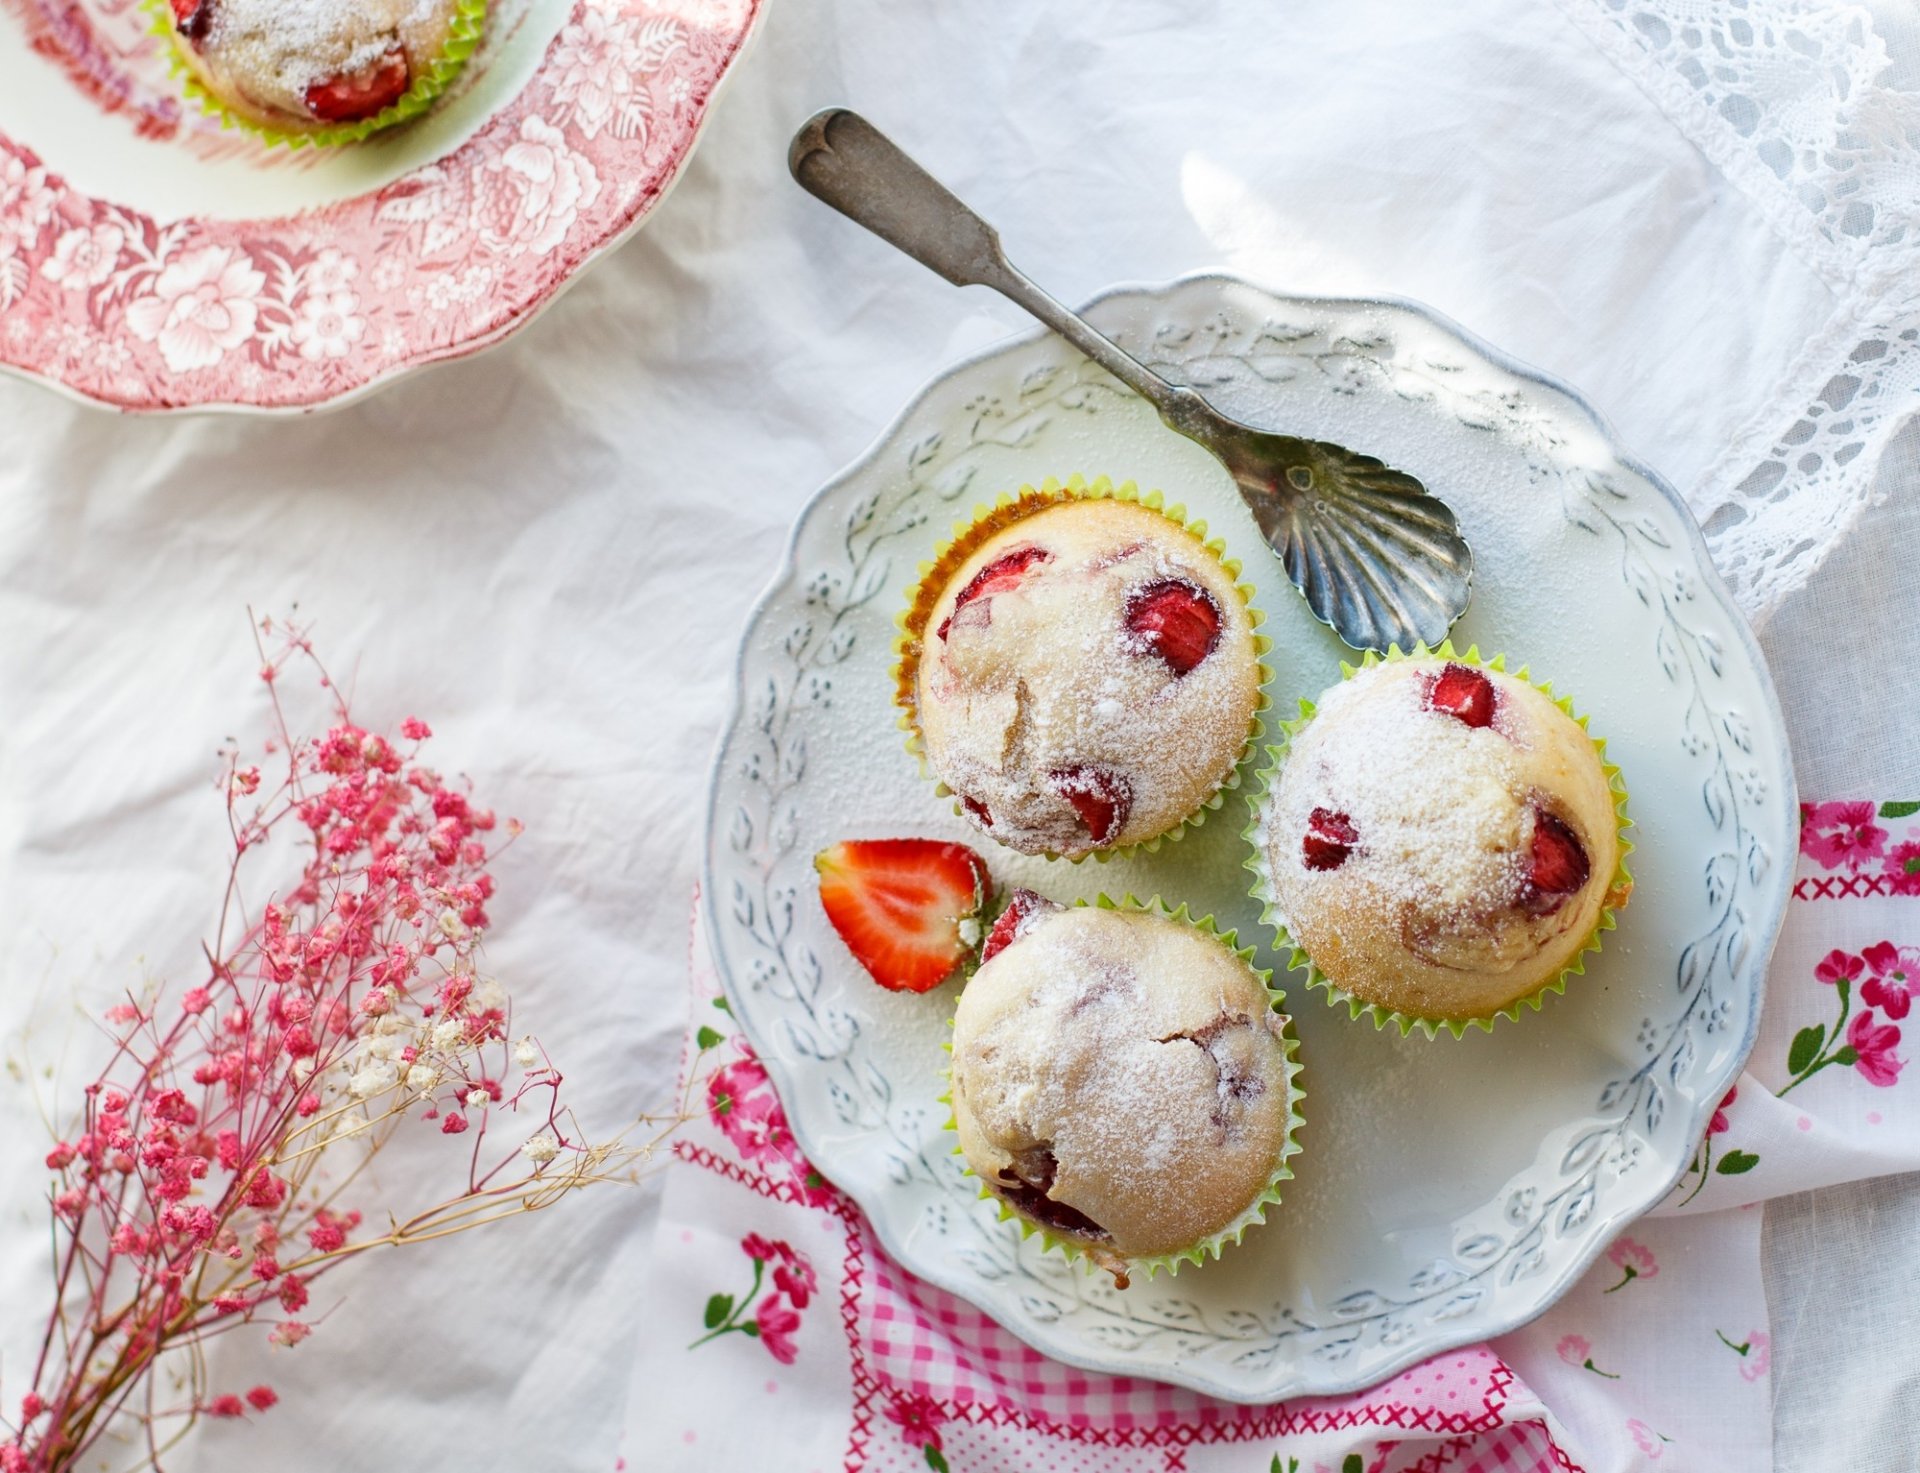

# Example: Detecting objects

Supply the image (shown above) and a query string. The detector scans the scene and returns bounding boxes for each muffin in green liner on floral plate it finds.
[944,893,1303,1287]
[150,0,487,148]
[1247,643,1633,1039]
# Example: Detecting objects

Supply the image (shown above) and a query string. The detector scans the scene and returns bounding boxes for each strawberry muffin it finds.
[900,480,1263,860]
[951,895,1300,1284]
[1255,654,1630,1031]
[165,0,479,137]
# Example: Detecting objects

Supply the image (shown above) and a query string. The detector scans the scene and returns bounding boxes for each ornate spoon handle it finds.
[788,108,1217,443]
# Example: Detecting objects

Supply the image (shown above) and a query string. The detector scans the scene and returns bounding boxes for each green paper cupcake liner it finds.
[146,0,486,149]
[893,474,1273,864]
[941,894,1306,1286]
[1243,641,1634,1040]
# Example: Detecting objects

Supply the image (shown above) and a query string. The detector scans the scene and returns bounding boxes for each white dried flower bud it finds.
[465,1088,490,1108]
[474,979,508,1013]
[431,1018,465,1051]
[405,1063,439,1094]
[363,1032,405,1062]
[522,1132,559,1166]
[514,1038,540,1069]
[349,1059,399,1100]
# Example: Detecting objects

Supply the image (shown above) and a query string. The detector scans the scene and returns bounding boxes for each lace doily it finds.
[1561,0,1920,621]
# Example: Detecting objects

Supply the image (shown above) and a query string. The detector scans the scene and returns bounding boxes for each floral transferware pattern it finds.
[0,0,762,409]
[703,274,1798,1401]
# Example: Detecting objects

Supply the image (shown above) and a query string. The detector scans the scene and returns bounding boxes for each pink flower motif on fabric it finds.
[1815,949,1864,987]
[1785,944,1906,1094]
[1627,1418,1668,1458]
[1555,1333,1620,1378]
[1847,1010,1904,1088]
[1602,1237,1657,1293]
[1861,942,1920,1021]
[689,1233,814,1366]
[754,1296,801,1364]
[1708,1085,1737,1135]
[1886,839,1920,896]
[706,1041,833,1204]
[124,246,265,373]
[884,1393,951,1468]
[1799,801,1888,870]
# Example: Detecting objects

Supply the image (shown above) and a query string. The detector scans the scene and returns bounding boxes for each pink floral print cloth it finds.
[625,801,1919,1471]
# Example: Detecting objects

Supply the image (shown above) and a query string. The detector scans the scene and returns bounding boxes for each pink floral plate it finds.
[0,0,763,411]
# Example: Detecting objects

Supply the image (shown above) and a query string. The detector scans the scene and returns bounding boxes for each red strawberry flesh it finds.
[937,545,1051,641]
[1426,662,1497,728]
[1050,766,1132,846]
[1302,806,1358,871]
[1123,579,1221,676]
[171,0,213,40]
[305,47,410,123]
[1521,810,1590,912]
[981,888,1061,963]
[815,839,988,993]
[961,795,993,829]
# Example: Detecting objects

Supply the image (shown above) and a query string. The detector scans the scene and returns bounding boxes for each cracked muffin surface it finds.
[909,496,1260,859]
[1262,657,1628,1023]
[949,902,1292,1262]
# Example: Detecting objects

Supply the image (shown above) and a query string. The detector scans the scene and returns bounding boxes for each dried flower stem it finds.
[1,616,700,1473]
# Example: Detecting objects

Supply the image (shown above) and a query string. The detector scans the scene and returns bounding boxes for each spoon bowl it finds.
[788,107,1473,654]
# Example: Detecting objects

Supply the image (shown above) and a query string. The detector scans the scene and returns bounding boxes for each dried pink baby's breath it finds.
[1,617,685,1473]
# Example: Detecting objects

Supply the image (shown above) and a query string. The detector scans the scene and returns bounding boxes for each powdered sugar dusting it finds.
[1261,657,1620,1018]
[196,0,454,116]
[916,500,1260,857]
[949,906,1291,1259]
[1273,663,1528,921]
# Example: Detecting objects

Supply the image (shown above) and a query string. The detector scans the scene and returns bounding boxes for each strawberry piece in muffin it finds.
[305,48,411,122]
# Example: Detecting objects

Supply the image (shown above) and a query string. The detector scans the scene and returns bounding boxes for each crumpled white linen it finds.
[1,0,1916,1470]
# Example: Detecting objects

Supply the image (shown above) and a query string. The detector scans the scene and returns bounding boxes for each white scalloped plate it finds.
[703,272,1795,1402]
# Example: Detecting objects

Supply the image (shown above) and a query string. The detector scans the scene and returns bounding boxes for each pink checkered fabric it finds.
[861,1215,1511,1437]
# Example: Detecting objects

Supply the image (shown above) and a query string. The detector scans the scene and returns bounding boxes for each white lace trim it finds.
[1560,0,1920,621]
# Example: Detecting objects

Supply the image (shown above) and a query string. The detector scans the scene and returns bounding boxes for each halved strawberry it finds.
[980,888,1061,963]
[1123,579,1221,676]
[1050,766,1132,846]
[1425,662,1497,729]
[304,47,410,123]
[171,0,212,40]
[1302,806,1359,871]
[815,839,989,992]
[1520,810,1590,913]
[937,546,1051,641]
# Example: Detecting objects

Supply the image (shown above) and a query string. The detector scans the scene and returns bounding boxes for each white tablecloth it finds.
[2,2,1916,1469]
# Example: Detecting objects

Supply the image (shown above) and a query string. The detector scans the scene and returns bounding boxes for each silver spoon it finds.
[788,108,1472,655]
